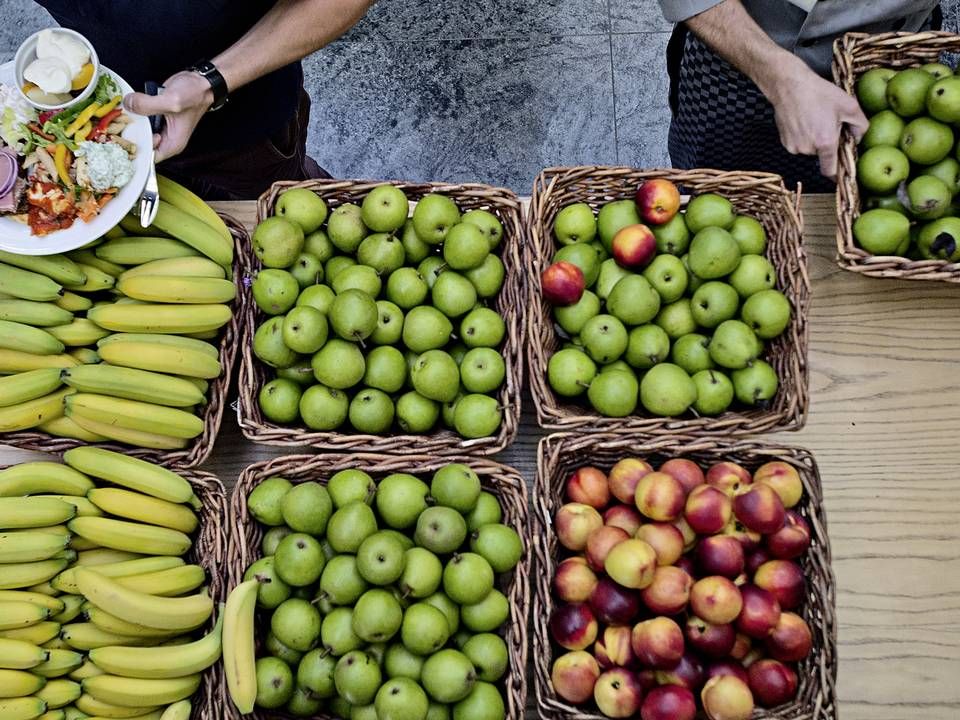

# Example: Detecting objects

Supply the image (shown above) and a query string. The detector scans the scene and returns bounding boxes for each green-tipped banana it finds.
[64,413,189,450]
[0,264,63,302]
[119,257,226,281]
[156,176,232,246]
[160,699,191,720]
[49,595,85,624]
[0,388,73,432]
[54,556,185,594]
[74,549,142,567]
[95,342,220,380]
[87,303,231,335]
[39,497,102,519]
[81,674,201,710]
[32,648,82,678]
[0,696,48,720]
[76,692,161,717]
[0,351,77,374]
[0,638,48,669]
[65,348,99,365]
[0,592,63,615]
[84,608,186,639]
[38,416,109,442]
[0,622,60,645]
[60,624,167,652]
[0,533,70,563]
[65,395,202,440]
[97,333,219,359]
[0,370,64,409]
[0,667,46,695]
[62,265,114,293]
[0,321,64,356]
[53,292,91,313]
[0,463,93,497]
[34,678,80,708]
[222,580,258,714]
[0,560,69,590]
[0,300,72,327]
[67,518,191,558]
[150,201,232,268]
[45,320,111,347]
[117,276,236,305]
[65,250,124,278]
[0,600,51,630]
[68,659,103,682]
[0,498,76,530]
[86,489,197,534]
[62,449,193,504]
[114,565,206,598]
[0,251,84,286]
[96,237,201,265]
[62,366,204,409]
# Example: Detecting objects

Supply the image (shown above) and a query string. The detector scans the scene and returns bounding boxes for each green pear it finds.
[460,588,508,632]
[328,203,368,253]
[253,217,304,268]
[322,607,363,656]
[357,531,407,585]
[372,300,405,345]
[655,299,697,340]
[253,316,299,369]
[900,116,954,165]
[403,307,453,352]
[643,254,688,303]
[906,174,951,219]
[412,350,461,402]
[917,216,960,260]
[365,346,407,393]
[462,209,504,250]
[271,597,321,650]
[684,194,735,233]
[923,156,960,194]
[742,289,792,339]
[421,649,476,704]
[554,243,600,286]
[399,546,443,598]
[415,506,468,554]
[460,307,505,348]
[547,347,597,396]
[299,384,349,430]
[857,146,910,194]
[255,656,295,708]
[639,362,696,416]
[253,269,300,315]
[318,554,369,605]
[376,473,429,529]
[452,681,504,720]
[606,275,661,325]
[298,649,337,697]
[443,552,494,606]
[297,283,336,314]
[692,369,734,415]
[861,110,905,149]
[625,324,670,369]
[402,603,451,655]
[671,333,714,374]
[312,338,366,389]
[358,233,406,275]
[708,320,761,369]
[857,67,895,114]
[443,223,490,271]
[259,378,302,424]
[597,200,641,251]
[469,523,521,573]
[729,215,767,255]
[413,194,461,244]
[277,188,328,233]
[852,208,911,255]
[305,228,335,263]
[587,368,638,417]
[330,289,379,342]
[431,463,481,513]
[595,258,631,300]
[385,644,426,681]
[275,533,326,587]
[926,76,960,122]
[581,314,629,364]
[376,677,430,720]
[261,526,293,555]
[286,686,323,717]
[886,68,936,117]
[332,264,382,297]
[349,389,395,433]
[327,501,379,553]
[362,185,409,233]
[353,588,404,643]
[244,556,291,609]
[335,650,383,705]
[290,252,324,288]
[465,493,502,531]
[652,213,690,255]
[688,227,741,279]
[265,631,302,665]
[328,469,375,507]
[453,394,501,438]
[460,348,505,394]
[691,281,740,328]
[462,634,508,682]
[386,268,429,309]
[281,481,332,535]
[282,305,328,354]
[396,391,440,433]
[432,272,478,318]
[728,255,777,298]
[401,219,431,264]
[554,290,600,335]
[732,360,779,405]
[554,202,597,245]
[464,255,505,298]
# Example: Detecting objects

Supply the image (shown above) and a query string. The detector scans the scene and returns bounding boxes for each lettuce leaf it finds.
[0,106,29,153]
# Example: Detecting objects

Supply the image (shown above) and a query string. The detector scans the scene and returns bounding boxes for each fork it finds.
[138,81,165,227]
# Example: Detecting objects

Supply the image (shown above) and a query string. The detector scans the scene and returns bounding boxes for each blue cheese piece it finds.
[76,140,134,192]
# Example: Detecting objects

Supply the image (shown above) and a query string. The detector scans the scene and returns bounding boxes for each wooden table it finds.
[1,194,957,719]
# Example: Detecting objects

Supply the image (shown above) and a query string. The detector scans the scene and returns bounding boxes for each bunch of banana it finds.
[0,176,236,448]
[0,452,219,720]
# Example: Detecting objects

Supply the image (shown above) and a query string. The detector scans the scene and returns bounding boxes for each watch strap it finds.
[188,60,229,112]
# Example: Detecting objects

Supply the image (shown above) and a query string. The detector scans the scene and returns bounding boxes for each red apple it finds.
[608,458,653,504]
[689,576,743,625]
[672,516,697,552]
[635,472,686,522]
[684,484,732,535]
[604,539,657,589]
[604,504,643,536]
[640,685,696,720]
[658,458,704,495]
[766,511,810,560]
[586,525,630,571]
[700,675,754,720]
[594,668,645,717]
[706,660,750,685]
[705,462,752,496]
[635,522,684,566]
[753,461,803,509]
[594,625,635,668]
[631,617,684,670]
[730,633,752,661]
[640,565,692,616]
[685,616,736,658]
[766,612,812,662]
[733,484,786,535]
[566,466,610,508]
[555,503,603,551]
[612,224,657,270]
[590,576,642,625]
[736,584,781,639]
[551,650,600,703]
[695,535,745,579]
[747,659,798,707]
[635,179,681,226]
[653,652,704,690]
[550,602,598,651]
[541,261,585,306]
[745,548,771,576]
[754,560,805,610]
[553,557,599,603]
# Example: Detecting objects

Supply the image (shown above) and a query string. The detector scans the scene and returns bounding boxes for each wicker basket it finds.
[527,166,810,436]
[0,458,233,720]
[226,452,531,720]
[0,215,248,469]
[531,433,837,720]
[236,179,525,456]
[834,31,960,282]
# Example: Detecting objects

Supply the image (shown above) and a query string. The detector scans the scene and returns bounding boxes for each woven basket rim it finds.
[525,165,811,436]
[833,31,960,283]
[531,431,838,720]
[236,178,526,456]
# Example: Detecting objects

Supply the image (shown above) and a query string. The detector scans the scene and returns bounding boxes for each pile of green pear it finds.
[854,62,960,262]
[546,194,791,418]
[243,465,523,719]
[250,184,510,439]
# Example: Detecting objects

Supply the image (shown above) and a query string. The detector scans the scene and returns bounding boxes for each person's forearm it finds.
[213,0,373,93]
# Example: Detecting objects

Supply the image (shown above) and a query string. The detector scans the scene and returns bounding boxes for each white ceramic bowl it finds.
[13,28,100,112]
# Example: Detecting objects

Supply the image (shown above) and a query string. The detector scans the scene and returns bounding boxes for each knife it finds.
[138,81,165,228]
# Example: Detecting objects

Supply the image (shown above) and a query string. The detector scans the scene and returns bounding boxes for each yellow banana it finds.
[3,526,68,538]
[81,674,200,710]
[62,265,114,294]
[0,498,77,530]
[68,537,100,552]
[50,596,85,624]
[53,557,184,595]
[66,519,191,558]
[159,699,190,720]
[32,649,82,679]
[0,668,46,696]
[62,449,193,505]
[60,624,167,652]
[0,696,48,720]
[65,395,202,440]
[182,329,219,340]
[0,622,59,645]
[0,251,85,286]
[97,333,219,360]
[0,533,70,563]
[64,414,187,451]
[0,264,63,302]
[35,710,64,720]
[37,497,101,519]
[0,369,65,409]
[85,490,197,535]
[83,609,183,640]
[53,292,91,313]
[0,351,78,373]
[95,343,220,380]
[74,550,142,567]
[35,679,80,708]
[0,593,63,614]
[0,638,48,669]
[65,250,124,279]
[76,570,211,632]
[65,349,99,365]
[0,601,51,630]
[149,201,232,268]
[76,693,160,718]
[0,321,64,356]
[155,177,232,246]
[95,238,201,266]
[40,635,69,651]
[23,583,58,598]
[87,303,231,335]
[0,463,93,497]
[37,416,108,443]
[116,276,235,305]
[45,320,111,348]
[222,580,258,714]
[61,367,204,409]
[119,257,225,282]
[0,389,74,432]
[0,301,72,327]
[114,565,206,598]
[68,658,104,681]
[118,213,156,237]
[0,560,69,590]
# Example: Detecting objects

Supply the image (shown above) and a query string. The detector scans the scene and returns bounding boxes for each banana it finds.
[37,416,108,443]
[0,601,51,630]
[0,593,63,614]
[62,449,193,505]
[23,583,59,598]
[67,537,100,552]
[65,251,124,279]
[60,624,166,652]
[50,596,85,624]
[68,658,104,681]
[150,202,232,269]
[159,699,190,720]
[32,649,81,679]
[65,395,202,440]
[155,177,232,246]
[95,343,220,380]
[76,570,211,632]
[53,557,184,595]
[0,560,68,590]
[45,320,111,348]
[0,498,77,530]
[0,622,58,646]
[0,351,78,373]
[90,611,220,681]
[174,377,208,396]
[81,674,200,710]
[53,292,92,313]
[0,264,63,302]
[114,565,205,598]
[118,213,158,237]
[0,388,73,432]
[65,349,99,365]
[222,580,258,714]
[116,276,235,305]
[37,498,101,519]
[40,635,69,651]
[119,258,225,282]
[61,414,188,451]
[0,696,48,720]
[0,301,72,327]
[85,490,197,535]
[0,668,46,696]
[0,463,93,497]
[0,638,48,669]
[35,679,80,708]
[0,252,85,286]
[66,519,191,558]
[0,533,70,563]
[95,238,201,266]
[0,370,64,409]
[97,333,219,360]
[0,321,65,356]
[84,609,185,639]
[62,266,114,294]
[74,550,142,567]
[182,329,219,340]
[36,710,64,720]
[61,367,203,409]
[2,526,67,537]
[86,304,231,335]
[76,692,161,717]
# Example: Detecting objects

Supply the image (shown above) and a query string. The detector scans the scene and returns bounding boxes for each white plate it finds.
[0,61,152,255]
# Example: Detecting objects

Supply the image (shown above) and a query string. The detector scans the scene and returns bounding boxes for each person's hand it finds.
[766,58,869,181]
[123,71,215,162]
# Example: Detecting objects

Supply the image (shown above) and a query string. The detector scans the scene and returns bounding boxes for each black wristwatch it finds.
[188,60,229,112]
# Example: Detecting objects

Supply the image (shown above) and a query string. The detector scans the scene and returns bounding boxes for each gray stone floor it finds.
[1,0,958,193]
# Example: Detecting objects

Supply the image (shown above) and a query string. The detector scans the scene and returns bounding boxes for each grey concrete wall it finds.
[2,0,958,193]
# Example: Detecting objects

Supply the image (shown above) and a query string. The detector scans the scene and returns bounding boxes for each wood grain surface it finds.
[0,194,956,718]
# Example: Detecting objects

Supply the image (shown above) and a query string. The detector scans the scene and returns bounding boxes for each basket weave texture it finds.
[0,214,248,469]
[227,452,531,720]
[526,166,810,436]
[531,432,837,720]
[236,179,525,456]
[834,31,960,282]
